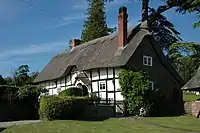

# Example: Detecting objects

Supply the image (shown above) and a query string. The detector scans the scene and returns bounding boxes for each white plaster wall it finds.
[108,93,114,100]
[87,84,92,93]
[60,77,65,87]
[92,69,99,80]
[99,92,106,99]
[116,92,123,101]
[61,87,66,92]
[57,79,61,88]
[71,73,77,84]
[52,88,58,95]
[107,80,114,91]
[92,81,98,92]
[48,89,52,95]
[66,75,71,85]
[108,68,113,78]
[99,68,107,79]
[45,81,50,89]
[115,79,121,91]
[115,68,120,78]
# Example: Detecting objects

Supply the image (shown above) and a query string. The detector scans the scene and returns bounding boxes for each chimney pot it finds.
[72,39,81,48]
[118,6,128,48]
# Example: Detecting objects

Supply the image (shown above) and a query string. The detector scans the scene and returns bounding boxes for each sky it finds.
[0,0,199,77]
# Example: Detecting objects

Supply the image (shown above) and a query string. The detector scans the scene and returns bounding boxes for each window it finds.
[99,81,106,90]
[143,56,153,66]
[149,81,154,90]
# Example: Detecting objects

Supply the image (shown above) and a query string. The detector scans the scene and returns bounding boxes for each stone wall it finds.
[184,101,200,117]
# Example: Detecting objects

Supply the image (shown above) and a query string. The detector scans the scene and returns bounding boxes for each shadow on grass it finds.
[0,128,6,132]
[69,115,112,122]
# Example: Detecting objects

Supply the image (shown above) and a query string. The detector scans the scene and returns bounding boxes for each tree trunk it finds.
[141,0,149,22]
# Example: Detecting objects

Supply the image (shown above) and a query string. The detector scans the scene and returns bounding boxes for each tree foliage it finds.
[13,65,30,86]
[81,0,115,43]
[149,8,181,53]
[3,65,38,86]
[4,77,13,86]
[0,75,5,85]
[0,85,46,121]
[168,42,200,82]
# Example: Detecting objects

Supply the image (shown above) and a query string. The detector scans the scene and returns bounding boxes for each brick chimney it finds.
[72,39,80,48]
[118,6,128,48]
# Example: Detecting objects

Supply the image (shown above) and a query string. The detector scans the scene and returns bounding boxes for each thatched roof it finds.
[182,67,200,90]
[34,22,184,86]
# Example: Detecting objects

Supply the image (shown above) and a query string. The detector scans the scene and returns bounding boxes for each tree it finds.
[149,8,181,53]
[4,77,13,86]
[148,0,200,28]
[26,72,39,85]
[13,65,30,86]
[168,42,200,82]
[0,75,5,85]
[81,0,114,43]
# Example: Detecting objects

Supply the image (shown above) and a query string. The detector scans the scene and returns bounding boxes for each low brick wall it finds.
[184,101,200,117]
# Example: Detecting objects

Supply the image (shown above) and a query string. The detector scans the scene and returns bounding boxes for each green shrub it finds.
[119,69,169,116]
[39,96,91,120]
[119,69,152,116]
[59,87,88,97]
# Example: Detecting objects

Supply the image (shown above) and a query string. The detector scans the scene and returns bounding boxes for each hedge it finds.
[39,96,99,120]
[58,87,88,97]
[0,85,45,121]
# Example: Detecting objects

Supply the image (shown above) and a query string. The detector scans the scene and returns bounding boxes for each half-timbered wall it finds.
[39,67,123,101]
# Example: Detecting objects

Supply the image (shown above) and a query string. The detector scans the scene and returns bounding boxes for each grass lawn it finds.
[137,115,200,132]
[1,116,200,133]
[183,93,200,101]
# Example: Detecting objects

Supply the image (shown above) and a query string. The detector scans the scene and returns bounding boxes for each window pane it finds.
[99,81,106,90]
[143,57,147,65]
[148,57,152,66]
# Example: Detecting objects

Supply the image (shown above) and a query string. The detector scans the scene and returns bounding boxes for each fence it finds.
[93,98,125,117]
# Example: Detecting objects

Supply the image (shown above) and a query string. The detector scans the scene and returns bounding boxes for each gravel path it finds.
[0,120,41,128]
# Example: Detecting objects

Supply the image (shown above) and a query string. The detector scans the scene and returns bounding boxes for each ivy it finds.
[119,69,151,116]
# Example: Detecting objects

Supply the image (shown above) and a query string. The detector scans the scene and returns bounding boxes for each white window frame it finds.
[149,81,154,90]
[99,81,106,90]
[143,55,153,66]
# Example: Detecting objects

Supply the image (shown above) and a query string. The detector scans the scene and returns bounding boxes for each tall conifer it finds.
[81,0,113,42]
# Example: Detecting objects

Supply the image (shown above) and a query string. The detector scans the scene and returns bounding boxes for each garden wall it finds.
[84,105,115,119]
[184,101,200,117]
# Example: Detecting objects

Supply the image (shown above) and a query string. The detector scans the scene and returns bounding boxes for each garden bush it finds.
[119,69,151,116]
[59,87,88,97]
[0,85,46,121]
[119,69,170,116]
[39,96,94,120]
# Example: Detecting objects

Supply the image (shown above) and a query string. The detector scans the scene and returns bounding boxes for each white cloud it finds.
[63,13,85,21]
[49,13,85,29]
[72,0,88,10]
[0,41,68,60]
